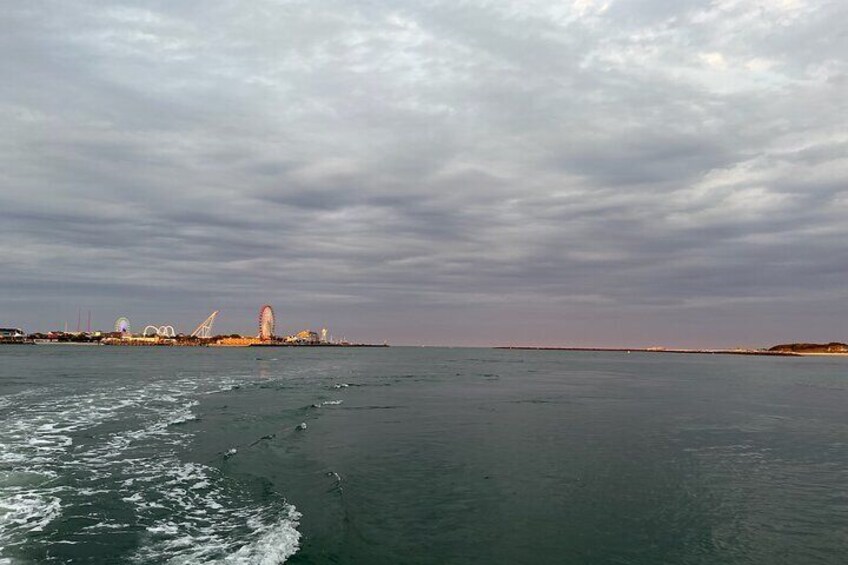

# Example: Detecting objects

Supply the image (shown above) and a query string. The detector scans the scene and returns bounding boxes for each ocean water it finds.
[0,347,846,564]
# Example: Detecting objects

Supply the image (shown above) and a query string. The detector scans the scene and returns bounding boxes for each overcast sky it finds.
[1,0,846,346]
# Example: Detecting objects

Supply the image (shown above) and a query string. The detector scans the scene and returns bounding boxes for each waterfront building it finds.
[0,328,26,343]
[102,335,161,346]
[0,328,25,338]
[284,330,320,345]
[212,336,262,347]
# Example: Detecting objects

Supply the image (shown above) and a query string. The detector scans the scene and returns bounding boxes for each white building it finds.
[0,328,25,338]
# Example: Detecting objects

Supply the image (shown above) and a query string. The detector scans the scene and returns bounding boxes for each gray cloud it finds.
[1,0,846,346]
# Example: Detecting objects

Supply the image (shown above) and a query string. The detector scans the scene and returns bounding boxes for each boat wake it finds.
[0,376,300,563]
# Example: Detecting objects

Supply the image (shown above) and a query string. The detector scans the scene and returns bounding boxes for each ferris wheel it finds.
[114,316,131,334]
[258,305,275,340]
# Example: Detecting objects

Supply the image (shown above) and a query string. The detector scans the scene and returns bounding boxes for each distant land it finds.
[0,305,387,347]
[498,344,848,357]
[768,342,848,355]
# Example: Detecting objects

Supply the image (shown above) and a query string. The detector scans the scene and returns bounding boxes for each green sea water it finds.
[0,346,846,564]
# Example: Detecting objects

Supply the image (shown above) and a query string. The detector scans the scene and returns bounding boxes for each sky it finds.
[1,0,846,347]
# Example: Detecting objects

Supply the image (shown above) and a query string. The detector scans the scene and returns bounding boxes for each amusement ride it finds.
[191,311,219,338]
[114,316,131,334]
[259,305,275,340]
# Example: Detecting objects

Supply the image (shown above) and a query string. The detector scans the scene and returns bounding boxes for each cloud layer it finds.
[1,0,846,346]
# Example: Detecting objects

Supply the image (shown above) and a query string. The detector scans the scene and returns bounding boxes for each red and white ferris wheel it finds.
[258,305,275,340]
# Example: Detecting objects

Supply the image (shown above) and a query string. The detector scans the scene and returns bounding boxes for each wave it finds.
[0,375,301,563]
[311,400,344,408]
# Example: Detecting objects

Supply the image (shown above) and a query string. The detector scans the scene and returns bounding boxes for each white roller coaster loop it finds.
[143,325,176,338]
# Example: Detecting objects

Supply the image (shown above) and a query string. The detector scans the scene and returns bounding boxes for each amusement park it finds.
[4,305,375,347]
[101,305,346,347]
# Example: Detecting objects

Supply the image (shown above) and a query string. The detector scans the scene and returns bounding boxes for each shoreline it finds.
[495,346,800,356]
[786,351,848,357]
[2,341,846,356]
[0,340,387,348]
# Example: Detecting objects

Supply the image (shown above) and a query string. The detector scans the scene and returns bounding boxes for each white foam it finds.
[0,374,301,563]
[147,523,180,535]
[0,491,61,534]
[312,400,343,408]
[83,522,130,530]
[223,509,301,565]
